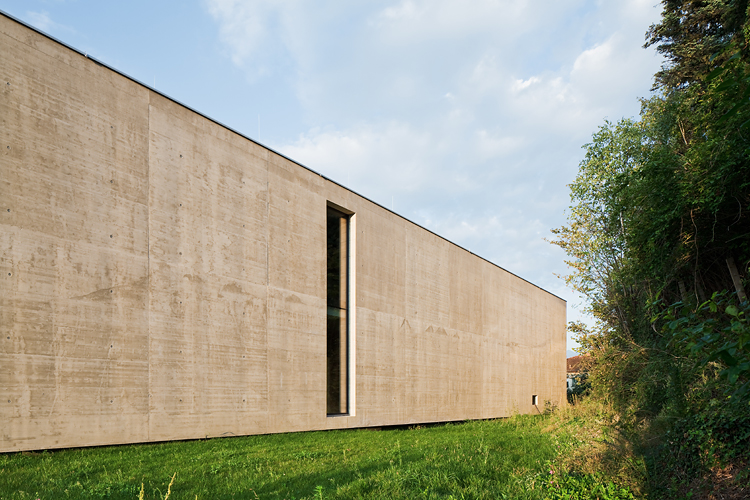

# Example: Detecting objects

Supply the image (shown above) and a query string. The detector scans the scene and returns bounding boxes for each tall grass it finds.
[541,398,646,498]
[1,416,565,500]
[0,407,642,499]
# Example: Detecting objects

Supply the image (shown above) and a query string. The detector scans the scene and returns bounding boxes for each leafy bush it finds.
[656,292,750,401]
[648,396,750,497]
[541,466,636,500]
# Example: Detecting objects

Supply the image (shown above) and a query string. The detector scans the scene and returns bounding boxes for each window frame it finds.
[326,201,356,417]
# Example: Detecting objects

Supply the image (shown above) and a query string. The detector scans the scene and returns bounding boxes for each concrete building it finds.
[0,11,566,453]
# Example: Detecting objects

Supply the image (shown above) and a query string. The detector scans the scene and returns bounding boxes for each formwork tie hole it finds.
[110,235,113,238]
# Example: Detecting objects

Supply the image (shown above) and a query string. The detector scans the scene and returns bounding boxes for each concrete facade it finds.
[0,12,566,453]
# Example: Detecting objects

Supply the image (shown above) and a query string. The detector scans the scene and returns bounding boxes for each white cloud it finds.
[205,0,665,338]
[474,130,525,161]
[279,122,441,198]
[205,0,269,64]
[373,0,533,42]
[203,0,303,79]
[512,76,542,92]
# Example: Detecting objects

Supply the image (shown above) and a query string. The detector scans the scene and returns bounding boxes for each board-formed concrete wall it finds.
[0,12,566,453]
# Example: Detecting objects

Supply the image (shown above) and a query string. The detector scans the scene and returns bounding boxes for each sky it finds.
[0,0,666,355]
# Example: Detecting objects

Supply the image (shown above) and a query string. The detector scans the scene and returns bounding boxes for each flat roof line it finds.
[0,8,565,303]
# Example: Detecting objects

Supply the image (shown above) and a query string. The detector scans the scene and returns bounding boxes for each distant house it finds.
[566,355,587,392]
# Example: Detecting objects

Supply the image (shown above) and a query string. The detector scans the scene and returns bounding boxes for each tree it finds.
[645,0,750,90]
[552,1,750,492]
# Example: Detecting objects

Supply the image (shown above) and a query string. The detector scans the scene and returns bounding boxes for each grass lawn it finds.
[0,415,569,500]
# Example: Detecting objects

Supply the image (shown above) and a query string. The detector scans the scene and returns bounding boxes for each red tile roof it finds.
[567,355,586,373]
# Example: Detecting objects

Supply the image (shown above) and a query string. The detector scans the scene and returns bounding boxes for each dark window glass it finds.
[327,207,348,415]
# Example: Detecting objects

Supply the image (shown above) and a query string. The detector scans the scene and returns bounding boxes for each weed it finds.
[541,466,636,500]
[163,473,175,500]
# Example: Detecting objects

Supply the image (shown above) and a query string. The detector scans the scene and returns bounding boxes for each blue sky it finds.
[1,1,665,354]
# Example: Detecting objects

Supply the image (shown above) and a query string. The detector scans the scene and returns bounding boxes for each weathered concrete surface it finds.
[0,12,566,452]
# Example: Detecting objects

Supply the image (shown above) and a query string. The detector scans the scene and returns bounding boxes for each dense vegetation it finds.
[552,0,750,497]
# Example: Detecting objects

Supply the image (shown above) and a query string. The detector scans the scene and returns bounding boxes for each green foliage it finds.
[649,397,750,498]
[541,468,636,500]
[656,292,750,400]
[553,1,750,414]
[552,0,750,496]
[550,118,644,326]
[645,0,750,90]
[706,46,750,128]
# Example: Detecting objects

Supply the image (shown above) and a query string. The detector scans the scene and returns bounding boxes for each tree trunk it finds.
[726,257,747,303]
[678,280,689,304]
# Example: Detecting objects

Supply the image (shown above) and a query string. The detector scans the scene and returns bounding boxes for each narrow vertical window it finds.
[327,206,349,415]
